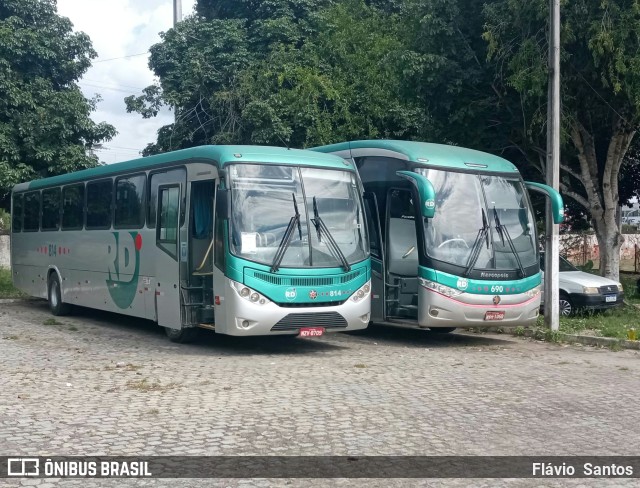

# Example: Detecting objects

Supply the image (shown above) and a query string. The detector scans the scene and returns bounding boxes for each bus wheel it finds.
[164,326,200,343]
[47,273,71,316]
[429,327,456,334]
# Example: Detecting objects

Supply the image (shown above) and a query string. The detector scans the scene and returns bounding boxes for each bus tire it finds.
[164,326,200,343]
[47,273,72,316]
[429,327,456,334]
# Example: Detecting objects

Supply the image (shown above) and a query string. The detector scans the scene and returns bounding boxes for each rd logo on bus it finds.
[106,232,142,309]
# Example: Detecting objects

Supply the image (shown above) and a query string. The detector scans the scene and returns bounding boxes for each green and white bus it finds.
[312,140,563,332]
[10,146,371,342]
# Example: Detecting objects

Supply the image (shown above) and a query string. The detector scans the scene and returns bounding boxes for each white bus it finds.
[10,145,371,342]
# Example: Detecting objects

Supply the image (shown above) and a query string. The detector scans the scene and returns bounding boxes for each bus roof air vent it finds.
[464,162,488,168]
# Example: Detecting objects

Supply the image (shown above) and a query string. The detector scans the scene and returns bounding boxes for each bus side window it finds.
[157,185,179,259]
[41,187,61,231]
[12,193,23,232]
[23,191,40,232]
[363,194,382,259]
[115,174,146,228]
[62,184,84,230]
[86,180,113,229]
[148,168,186,228]
[214,212,225,271]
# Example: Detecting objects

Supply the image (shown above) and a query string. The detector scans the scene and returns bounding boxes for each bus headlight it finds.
[350,280,371,303]
[419,278,463,298]
[230,280,271,305]
[526,285,542,298]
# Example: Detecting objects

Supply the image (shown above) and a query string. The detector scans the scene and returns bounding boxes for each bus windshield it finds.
[416,168,537,272]
[229,164,368,269]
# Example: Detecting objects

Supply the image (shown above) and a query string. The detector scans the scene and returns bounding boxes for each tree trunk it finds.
[568,121,634,283]
[592,215,623,283]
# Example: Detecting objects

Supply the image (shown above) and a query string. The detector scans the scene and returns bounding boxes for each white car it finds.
[540,253,624,316]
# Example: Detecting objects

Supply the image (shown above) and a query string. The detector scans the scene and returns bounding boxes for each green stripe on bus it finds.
[25,146,354,191]
[419,266,541,295]
[311,140,519,174]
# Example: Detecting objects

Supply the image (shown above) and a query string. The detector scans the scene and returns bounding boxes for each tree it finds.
[0,0,116,205]
[483,0,640,281]
[126,0,332,153]
[127,0,419,151]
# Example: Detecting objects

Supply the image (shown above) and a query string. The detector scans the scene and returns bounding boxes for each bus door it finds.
[155,183,182,328]
[363,192,385,322]
[385,188,420,321]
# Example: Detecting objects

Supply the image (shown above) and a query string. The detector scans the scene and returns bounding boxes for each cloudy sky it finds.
[57,0,197,164]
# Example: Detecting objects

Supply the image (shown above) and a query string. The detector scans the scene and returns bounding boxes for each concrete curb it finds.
[0,298,40,304]
[505,327,640,351]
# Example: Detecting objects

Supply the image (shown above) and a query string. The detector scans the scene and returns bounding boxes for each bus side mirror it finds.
[525,181,564,224]
[396,171,436,218]
[215,188,230,220]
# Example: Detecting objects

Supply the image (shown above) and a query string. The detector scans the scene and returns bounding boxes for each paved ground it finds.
[1,299,639,488]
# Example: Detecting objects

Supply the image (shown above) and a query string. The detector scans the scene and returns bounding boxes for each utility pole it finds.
[173,0,182,124]
[544,0,561,331]
[173,0,182,26]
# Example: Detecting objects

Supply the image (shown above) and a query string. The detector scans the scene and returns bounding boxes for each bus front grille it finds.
[271,312,348,331]
[277,299,346,308]
[252,268,364,287]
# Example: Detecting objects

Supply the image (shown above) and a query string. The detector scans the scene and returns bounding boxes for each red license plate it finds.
[484,311,505,321]
[299,327,325,337]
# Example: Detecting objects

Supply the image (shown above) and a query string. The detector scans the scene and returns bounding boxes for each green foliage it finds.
[483,0,640,201]
[577,260,594,272]
[0,0,116,202]
[127,0,421,152]
[558,304,640,340]
[0,209,9,231]
[0,268,24,298]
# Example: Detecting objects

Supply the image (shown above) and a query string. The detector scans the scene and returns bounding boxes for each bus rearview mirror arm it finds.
[524,181,565,224]
[395,171,436,218]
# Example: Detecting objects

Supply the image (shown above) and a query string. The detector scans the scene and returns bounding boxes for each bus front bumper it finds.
[418,287,540,329]
[220,280,371,336]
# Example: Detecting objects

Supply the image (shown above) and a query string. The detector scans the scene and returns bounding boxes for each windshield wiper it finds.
[464,209,490,277]
[270,193,301,273]
[493,206,526,278]
[311,196,351,272]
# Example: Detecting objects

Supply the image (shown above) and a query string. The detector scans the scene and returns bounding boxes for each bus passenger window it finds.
[158,186,179,258]
[115,174,146,228]
[62,184,84,230]
[86,180,113,229]
[23,192,40,231]
[41,188,61,231]
[12,193,23,232]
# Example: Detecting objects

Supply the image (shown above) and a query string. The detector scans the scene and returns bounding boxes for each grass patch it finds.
[353,363,367,369]
[620,273,639,305]
[43,318,63,326]
[68,325,78,331]
[0,268,24,299]
[550,304,640,340]
[2,334,19,340]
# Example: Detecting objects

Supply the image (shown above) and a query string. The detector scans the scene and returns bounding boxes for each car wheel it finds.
[164,326,200,343]
[47,273,72,316]
[559,294,574,316]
